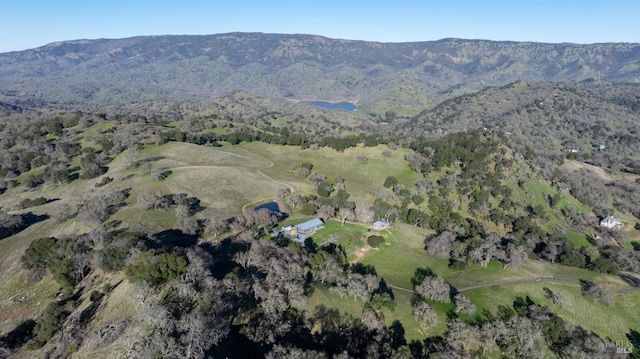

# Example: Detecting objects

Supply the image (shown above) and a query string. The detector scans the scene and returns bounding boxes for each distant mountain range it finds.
[0,33,639,112]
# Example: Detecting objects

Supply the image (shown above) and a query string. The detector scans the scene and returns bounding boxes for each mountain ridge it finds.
[0,32,639,112]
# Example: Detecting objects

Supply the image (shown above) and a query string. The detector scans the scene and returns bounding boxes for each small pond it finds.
[255,202,281,213]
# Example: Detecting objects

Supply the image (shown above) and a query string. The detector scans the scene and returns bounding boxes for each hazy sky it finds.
[1,0,638,53]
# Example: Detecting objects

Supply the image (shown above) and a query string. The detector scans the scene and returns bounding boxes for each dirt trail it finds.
[241,156,296,213]
[0,249,11,273]
[158,158,296,214]
[385,277,640,296]
[0,309,33,321]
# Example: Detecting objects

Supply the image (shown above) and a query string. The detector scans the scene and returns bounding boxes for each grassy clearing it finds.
[352,220,635,343]
[135,142,290,219]
[303,285,443,341]
[463,282,640,344]
[565,229,593,248]
[359,224,444,289]
[563,160,639,182]
[0,222,61,335]
[238,142,422,199]
[311,219,370,253]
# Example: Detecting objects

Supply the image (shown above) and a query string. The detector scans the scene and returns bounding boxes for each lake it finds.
[302,101,357,112]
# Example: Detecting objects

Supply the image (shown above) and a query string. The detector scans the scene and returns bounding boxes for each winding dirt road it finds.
[241,155,296,213]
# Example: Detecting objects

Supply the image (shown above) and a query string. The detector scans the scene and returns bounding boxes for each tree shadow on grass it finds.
[0,212,49,240]
[148,229,199,250]
[137,156,165,165]
[0,319,36,350]
[79,294,104,325]
[626,329,640,355]
[205,237,250,279]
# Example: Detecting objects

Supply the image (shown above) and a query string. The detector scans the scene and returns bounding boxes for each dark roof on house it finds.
[297,218,324,232]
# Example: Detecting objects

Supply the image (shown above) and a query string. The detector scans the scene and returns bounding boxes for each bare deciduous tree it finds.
[453,293,476,315]
[505,244,528,268]
[276,187,291,198]
[354,199,374,223]
[412,302,437,332]
[338,207,356,226]
[425,231,455,259]
[317,204,335,221]
[543,287,567,309]
[469,233,505,267]
[582,281,614,306]
[415,276,451,303]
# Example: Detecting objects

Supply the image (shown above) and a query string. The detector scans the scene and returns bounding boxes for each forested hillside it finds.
[400,81,640,155]
[0,33,639,113]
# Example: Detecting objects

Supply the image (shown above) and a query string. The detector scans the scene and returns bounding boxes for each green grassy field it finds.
[0,221,61,335]
[349,223,637,343]
[294,217,636,344]
[464,282,640,344]
[131,142,290,219]
[237,142,423,199]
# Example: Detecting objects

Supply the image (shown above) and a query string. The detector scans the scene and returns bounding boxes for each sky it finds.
[1,0,639,53]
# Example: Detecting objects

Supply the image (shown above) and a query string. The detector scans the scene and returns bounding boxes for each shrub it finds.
[125,252,187,286]
[543,287,567,309]
[302,203,318,215]
[100,233,141,272]
[22,237,58,269]
[589,256,619,275]
[95,176,113,187]
[559,251,586,267]
[384,176,398,188]
[89,291,104,302]
[29,302,69,348]
[19,197,48,209]
[581,280,614,306]
[23,175,44,188]
[52,258,79,289]
[367,235,385,248]
[411,267,435,287]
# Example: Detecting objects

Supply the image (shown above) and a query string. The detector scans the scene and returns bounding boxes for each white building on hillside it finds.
[600,215,622,230]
